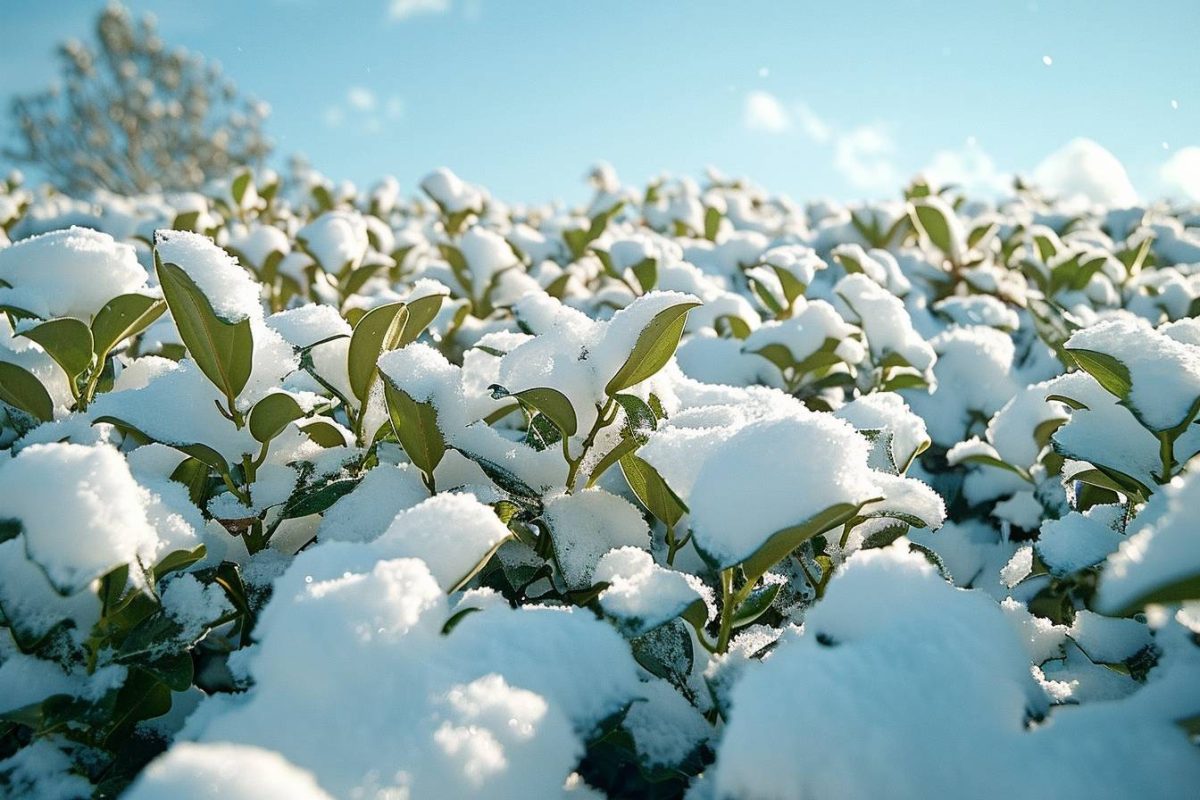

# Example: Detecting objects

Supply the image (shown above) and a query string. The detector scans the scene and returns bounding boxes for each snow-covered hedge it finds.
[1,165,1198,798]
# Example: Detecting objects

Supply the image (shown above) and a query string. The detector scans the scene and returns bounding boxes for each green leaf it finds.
[278,477,360,520]
[612,393,657,437]
[248,392,305,443]
[0,361,53,422]
[18,318,93,380]
[703,206,722,241]
[299,419,348,447]
[448,533,513,593]
[733,582,781,629]
[399,293,446,345]
[1115,571,1200,616]
[155,255,253,405]
[91,294,166,360]
[93,415,231,476]
[911,199,956,256]
[525,412,563,451]
[231,171,252,206]
[630,257,658,293]
[739,502,863,582]
[171,210,200,231]
[968,221,1000,250]
[340,263,386,297]
[631,619,694,692]
[955,453,1032,482]
[490,385,578,437]
[604,301,700,395]
[348,302,409,404]
[461,449,542,505]
[749,342,796,373]
[439,244,474,296]
[619,454,687,528]
[441,606,481,635]
[1066,348,1132,401]
[1068,468,1150,504]
[770,266,807,306]
[716,315,752,340]
[151,545,206,583]
[383,379,445,477]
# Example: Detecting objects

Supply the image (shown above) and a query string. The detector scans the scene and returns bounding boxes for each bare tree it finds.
[5,2,272,195]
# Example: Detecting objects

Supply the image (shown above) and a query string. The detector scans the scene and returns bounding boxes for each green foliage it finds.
[154,254,254,412]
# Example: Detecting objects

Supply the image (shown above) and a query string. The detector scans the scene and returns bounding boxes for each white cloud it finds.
[347,87,377,112]
[1032,138,1138,207]
[834,124,899,193]
[323,106,345,128]
[923,140,1010,197]
[744,90,791,134]
[325,88,403,134]
[1159,146,1200,201]
[742,92,894,193]
[390,0,450,21]
[794,103,830,144]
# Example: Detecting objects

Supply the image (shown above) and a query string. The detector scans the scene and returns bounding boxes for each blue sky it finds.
[2,0,1198,205]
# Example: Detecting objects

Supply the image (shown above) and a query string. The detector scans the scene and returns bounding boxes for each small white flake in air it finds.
[1170,99,1179,110]
[1042,55,1053,66]
[757,67,770,78]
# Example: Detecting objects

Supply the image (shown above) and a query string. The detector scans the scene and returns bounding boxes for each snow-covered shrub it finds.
[1,165,1198,797]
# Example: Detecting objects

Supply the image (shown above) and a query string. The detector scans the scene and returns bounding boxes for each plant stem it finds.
[716,568,735,654]
[565,396,617,492]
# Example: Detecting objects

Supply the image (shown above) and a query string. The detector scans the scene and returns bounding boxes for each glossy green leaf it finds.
[19,318,93,379]
[732,582,781,628]
[490,384,578,437]
[248,392,305,443]
[612,393,656,437]
[151,545,206,583]
[739,502,863,582]
[0,361,53,422]
[384,379,445,477]
[619,453,687,528]
[91,293,166,359]
[911,200,955,256]
[347,301,409,404]
[630,257,657,293]
[300,419,348,447]
[278,477,360,520]
[155,255,253,404]
[1066,348,1132,401]
[399,292,446,345]
[605,301,700,395]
